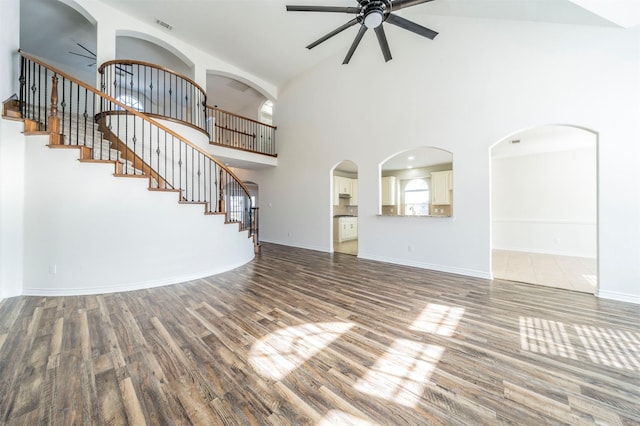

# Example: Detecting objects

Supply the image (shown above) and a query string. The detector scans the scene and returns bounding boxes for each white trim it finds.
[492,219,596,226]
[21,257,253,296]
[491,246,597,259]
[357,253,492,280]
[597,289,640,305]
[260,239,327,253]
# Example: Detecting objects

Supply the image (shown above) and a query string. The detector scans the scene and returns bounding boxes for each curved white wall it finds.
[22,135,254,295]
[242,17,640,303]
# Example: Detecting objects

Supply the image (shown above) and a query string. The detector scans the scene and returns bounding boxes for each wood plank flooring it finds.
[0,243,638,425]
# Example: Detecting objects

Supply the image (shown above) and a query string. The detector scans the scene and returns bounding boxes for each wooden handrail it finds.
[18,49,252,200]
[208,105,278,130]
[98,59,207,96]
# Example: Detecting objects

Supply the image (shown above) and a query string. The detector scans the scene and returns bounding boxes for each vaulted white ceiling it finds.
[20,0,640,112]
[93,0,639,86]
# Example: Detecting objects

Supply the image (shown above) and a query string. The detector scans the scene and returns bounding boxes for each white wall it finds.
[492,147,597,257]
[249,17,640,303]
[0,0,24,299]
[22,135,254,295]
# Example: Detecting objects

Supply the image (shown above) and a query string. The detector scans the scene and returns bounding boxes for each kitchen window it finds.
[404,178,429,216]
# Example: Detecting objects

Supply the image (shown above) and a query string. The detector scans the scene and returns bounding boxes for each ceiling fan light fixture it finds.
[364,10,384,28]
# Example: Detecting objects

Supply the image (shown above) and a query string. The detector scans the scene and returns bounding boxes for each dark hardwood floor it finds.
[0,243,638,425]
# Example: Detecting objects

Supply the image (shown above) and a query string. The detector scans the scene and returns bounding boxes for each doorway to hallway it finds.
[490,125,598,293]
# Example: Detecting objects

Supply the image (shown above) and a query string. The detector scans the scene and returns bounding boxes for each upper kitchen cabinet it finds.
[431,170,453,205]
[380,147,453,216]
[381,176,397,206]
[333,160,358,206]
[336,176,352,197]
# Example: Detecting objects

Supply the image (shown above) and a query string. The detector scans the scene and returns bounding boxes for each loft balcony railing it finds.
[207,105,277,157]
[99,60,208,135]
[18,50,255,234]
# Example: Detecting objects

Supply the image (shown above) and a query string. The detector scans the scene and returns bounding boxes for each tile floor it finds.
[492,249,597,293]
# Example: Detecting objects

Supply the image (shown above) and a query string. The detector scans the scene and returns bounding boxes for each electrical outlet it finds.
[49,264,57,274]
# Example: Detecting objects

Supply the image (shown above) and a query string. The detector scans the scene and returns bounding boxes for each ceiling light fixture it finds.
[408,156,415,160]
[364,9,384,29]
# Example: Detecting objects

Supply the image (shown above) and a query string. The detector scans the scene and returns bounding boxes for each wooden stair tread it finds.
[113,173,149,178]
[148,188,181,193]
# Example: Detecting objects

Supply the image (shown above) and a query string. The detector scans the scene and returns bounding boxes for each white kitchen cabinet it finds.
[431,170,453,205]
[333,216,358,243]
[336,176,352,195]
[350,179,358,206]
[381,176,397,206]
[334,176,357,205]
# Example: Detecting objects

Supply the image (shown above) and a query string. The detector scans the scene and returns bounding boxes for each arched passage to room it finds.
[332,161,358,255]
[490,125,598,293]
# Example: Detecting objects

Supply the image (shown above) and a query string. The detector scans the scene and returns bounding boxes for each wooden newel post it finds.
[218,168,225,213]
[49,74,61,144]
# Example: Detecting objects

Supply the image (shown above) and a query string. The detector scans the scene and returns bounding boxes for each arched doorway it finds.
[490,125,598,293]
[332,161,358,255]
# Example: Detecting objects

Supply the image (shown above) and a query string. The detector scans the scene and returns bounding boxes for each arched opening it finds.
[332,161,358,255]
[21,0,97,84]
[115,34,193,77]
[490,125,598,294]
[206,74,269,121]
[380,147,453,216]
[259,100,274,125]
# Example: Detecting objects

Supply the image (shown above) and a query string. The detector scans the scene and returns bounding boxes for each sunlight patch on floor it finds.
[519,316,577,359]
[318,410,377,426]
[354,339,445,408]
[574,325,640,371]
[409,303,465,337]
[249,322,354,380]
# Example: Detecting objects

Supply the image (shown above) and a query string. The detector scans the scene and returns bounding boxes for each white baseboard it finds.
[21,256,254,296]
[358,253,492,279]
[597,289,640,305]
[260,239,329,253]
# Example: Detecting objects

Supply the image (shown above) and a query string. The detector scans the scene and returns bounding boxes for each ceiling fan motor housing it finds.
[361,0,391,28]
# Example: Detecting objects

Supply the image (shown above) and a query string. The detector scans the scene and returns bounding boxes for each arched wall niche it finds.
[206,71,274,120]
[58,0,97,25]
[115,30,194,78]
[379,147,453,217]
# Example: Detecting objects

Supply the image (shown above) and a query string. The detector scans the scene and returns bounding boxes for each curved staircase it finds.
[3,51,259,295]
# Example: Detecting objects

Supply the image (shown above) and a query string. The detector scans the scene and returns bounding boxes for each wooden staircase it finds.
[4,94,261,254]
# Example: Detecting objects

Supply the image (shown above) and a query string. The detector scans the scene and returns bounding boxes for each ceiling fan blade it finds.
[76,42,96,57]
[116,66,134,76]
[286,5,360,13]
[343,25,367,65]
[386,13,438,39]
[391,0,435,11]
[69,51,96,60]
[306,18,359,49]
[375,25,392,62]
